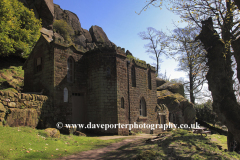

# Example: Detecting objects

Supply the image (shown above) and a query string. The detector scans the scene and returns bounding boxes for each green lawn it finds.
[0,126,125,160]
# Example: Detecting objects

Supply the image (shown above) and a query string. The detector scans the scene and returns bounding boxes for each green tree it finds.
[0,0,42,58]
[53,19,74,43]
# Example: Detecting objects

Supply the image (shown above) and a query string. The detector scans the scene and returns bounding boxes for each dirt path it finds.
[54,134,155,160]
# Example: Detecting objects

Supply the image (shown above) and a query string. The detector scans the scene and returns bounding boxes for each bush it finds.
[53,19,74,43]
[195,100,218,125]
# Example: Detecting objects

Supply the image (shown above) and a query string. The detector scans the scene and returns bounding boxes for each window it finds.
[121,97,124,108]
[64,87,68,102]
[106,67,111,77]
[131,65,136,87]
[140,97,146,116]
[148,69,152,90]
[36,57,42,72]
[67,57,74,82]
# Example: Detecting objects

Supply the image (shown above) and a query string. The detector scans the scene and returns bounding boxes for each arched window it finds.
[121,97,124,108]
[140,97,146,116]
[64,87,68,102]
[67,57,74,82]
[148,69,152,90]
[131,65,136,87]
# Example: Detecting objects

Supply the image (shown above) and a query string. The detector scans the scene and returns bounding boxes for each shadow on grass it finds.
[103,131,232,160]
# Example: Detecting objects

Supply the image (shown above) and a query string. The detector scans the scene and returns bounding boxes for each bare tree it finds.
[170,25,208,104]
[138,0,240,152]
[138,27,168,75]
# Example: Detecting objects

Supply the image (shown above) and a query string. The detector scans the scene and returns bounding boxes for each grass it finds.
[208,134,228,150]
[0,126,125,160]
[111,129,240,160]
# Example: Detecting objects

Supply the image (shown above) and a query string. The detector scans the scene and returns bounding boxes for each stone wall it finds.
[23,35,55,97]
[0,91,52,128]
[116,52,129,135]
[128,60,159,134]
[85,48,118,134]
[52,42,86,124]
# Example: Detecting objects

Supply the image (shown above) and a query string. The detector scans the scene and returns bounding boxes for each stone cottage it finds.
[22,28,169,134]
[18,0,197,136]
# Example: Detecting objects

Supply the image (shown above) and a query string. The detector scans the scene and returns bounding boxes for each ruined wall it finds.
[0,91,52,128]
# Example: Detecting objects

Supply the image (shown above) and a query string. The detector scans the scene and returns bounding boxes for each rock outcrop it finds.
[18,0,116,51]
[19,0,54,29]
[157,82,185,97]
[156,78,196,125]
[54,4,82,33]
[89,25,111,44]
[53,4,115,50]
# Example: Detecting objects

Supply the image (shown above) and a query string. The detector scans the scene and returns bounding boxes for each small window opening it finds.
[36,57,42,72]
[106,67,111,77]
[121,97,124,108]
[64,87,68,102]
[140,97,146,116]
[131,66,136,87]
[148,69,152,90]
[67,57,74,82]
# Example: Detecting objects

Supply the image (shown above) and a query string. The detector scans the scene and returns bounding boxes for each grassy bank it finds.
[0,126,125,160]
[113,129,240,160]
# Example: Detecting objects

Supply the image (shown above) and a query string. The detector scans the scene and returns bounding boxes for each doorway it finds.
[72,93,85,124]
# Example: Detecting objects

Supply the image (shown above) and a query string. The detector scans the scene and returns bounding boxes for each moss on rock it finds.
[44,128,60,138]
[157,82,185,97]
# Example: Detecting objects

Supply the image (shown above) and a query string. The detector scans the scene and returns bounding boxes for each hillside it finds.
[0,56,25,92]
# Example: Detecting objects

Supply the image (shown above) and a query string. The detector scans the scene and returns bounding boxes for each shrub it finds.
[195,100,218,125]
[53,19,74,43]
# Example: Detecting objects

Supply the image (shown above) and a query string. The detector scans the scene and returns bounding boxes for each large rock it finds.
[157,82,184,97]
[6,109,39,127]
[44,128,60,138]
[156,78,167,87]
[157,89,195,125]
[54,4,82,33]
[89,25,110,44]
[82,29,92,43]
[73,35,87,47]
[0,103,6,112]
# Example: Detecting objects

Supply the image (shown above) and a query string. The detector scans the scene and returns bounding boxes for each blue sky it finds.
[53,0,188,80]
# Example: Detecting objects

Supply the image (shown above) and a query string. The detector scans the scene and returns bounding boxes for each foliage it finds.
[195,100,218,125]
[53,19,74,43]
[0,126,125,159]
[138,27,169,75]
[126,54,146,64]
[0,0,42,58]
